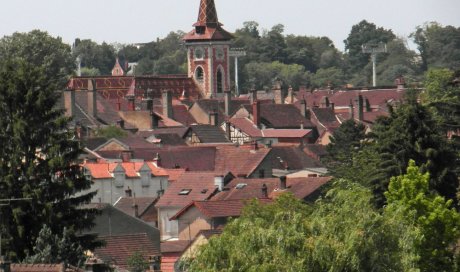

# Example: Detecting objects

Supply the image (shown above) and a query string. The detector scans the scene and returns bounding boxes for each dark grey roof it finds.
[189,125,230,143]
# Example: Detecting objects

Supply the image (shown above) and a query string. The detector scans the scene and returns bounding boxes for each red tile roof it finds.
[261,129,311,138]
[228,117,262,137]
[243,104,314,128]
[155,172,221,208]
[94,233,160,270]
[10,264,66,272]
[212,177,331,201]
[214,145,270,177]
[83,161,168,179]
[170,198,273,220]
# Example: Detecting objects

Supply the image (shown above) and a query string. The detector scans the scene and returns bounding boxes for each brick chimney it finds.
[279,176,287,190]
[209,110,218,126]
[250,88,257,104]
[133,203,139,218]
[151,112,160,129]
[357,94,364,122]
[116,119,125,129]
[287,86,294,104]
[162,90,173,119]
[224,90,231,116]
[64,89,75,118]
[273,80,284,104]
[261,183,268,198]
[125,187,132,197]
[87,79,97,118]
[252,101,260,128]
[320,96,330,108]
[300,99,310,119]
[145,98,153,111]
[214,176,224,191]
[349,99,354,120]
[225,121,232,141]
[126,94,135,111]
[121,150,132,162]
[153,153,161,167]
[365,97,371,112]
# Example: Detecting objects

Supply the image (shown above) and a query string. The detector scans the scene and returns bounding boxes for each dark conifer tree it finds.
[0,59,98,262]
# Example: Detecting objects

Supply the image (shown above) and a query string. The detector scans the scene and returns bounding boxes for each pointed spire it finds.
[196,0,219,26]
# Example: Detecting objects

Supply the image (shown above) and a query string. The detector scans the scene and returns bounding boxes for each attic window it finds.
[235,183,247,189]
[179,189,192,195]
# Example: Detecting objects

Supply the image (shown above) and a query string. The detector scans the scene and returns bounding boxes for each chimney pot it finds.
[279,176,287,190]
[252,101,261,128]
[214,176,224,191]
[162,90,173,119]
[261,183,268,198]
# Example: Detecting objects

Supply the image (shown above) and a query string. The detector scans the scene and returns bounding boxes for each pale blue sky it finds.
[0,0,459,51]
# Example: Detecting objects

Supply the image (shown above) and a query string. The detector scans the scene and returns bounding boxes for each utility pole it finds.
[229,48,246,96]
[362,42,387,87]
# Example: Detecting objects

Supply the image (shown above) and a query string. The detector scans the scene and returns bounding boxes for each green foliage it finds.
[370,90,459,206]
[310,67,346,88]
[324,120,366,177]
[0,58,98,262]
[80,67,101,76]
[385,160,460,271]
[26,225,85,266]
[126,251,149,272]
[72,39,116,75]
[0,30,74,87]
[344,20,396,74]
[94,125,128,139]
[422,68,460,135]
[412,22,460,71]
[187,183,421,271]
[244,61,310,90]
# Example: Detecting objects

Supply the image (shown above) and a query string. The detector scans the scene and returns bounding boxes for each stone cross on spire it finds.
[196,0,219,26]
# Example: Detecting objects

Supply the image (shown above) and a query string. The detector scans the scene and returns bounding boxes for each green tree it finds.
[385,160,460,271]
[412,22,460,71]
[0,59,98,262]
[344,20,396,74]
[370,90,459,206]
[0,30,74,87]
[422,68,460,136]
[26,225,85,266]
[94,125,128,139]
[310,67,346,88]
[127,251,149,272]
[72,39,116,75]
[187,182,420,271]
[258,24,287,62]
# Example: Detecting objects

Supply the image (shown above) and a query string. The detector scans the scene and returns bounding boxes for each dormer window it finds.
[196,26,205,34]
[179,189,192,195]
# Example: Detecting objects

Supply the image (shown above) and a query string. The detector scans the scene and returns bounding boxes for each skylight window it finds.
[235,183,247,189]
[179,189,192,195]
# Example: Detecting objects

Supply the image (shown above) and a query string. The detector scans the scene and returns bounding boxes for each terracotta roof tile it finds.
[189,125,230,143]
[155,172,221,208]
[94,233,160,270]
[160,240,190,253]
[10,264,66,272]
[267,146,323,170]
[83,161,168,179]
[212,176,331,201]
[171,198,273,220]
[243,104,314,128]
[214,145,270,177]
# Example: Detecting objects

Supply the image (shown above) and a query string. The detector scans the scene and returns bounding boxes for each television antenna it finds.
[362,42,387,87]
[229,48,246,96]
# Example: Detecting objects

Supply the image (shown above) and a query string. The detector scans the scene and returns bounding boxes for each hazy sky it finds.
[0,0,459,51]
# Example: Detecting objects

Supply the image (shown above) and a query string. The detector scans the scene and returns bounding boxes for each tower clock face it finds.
[216,47,225,60]
[194,47,204,60]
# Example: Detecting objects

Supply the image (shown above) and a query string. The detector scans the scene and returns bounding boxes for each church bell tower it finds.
[183,0,233,98]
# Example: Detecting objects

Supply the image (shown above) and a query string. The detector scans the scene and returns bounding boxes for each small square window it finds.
[179,189,192,195]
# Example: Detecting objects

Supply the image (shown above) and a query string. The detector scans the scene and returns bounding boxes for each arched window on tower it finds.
[195,66,204,83]
[216,69,223,93]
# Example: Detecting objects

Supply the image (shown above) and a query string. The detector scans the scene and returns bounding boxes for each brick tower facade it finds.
[183,0,233,98]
